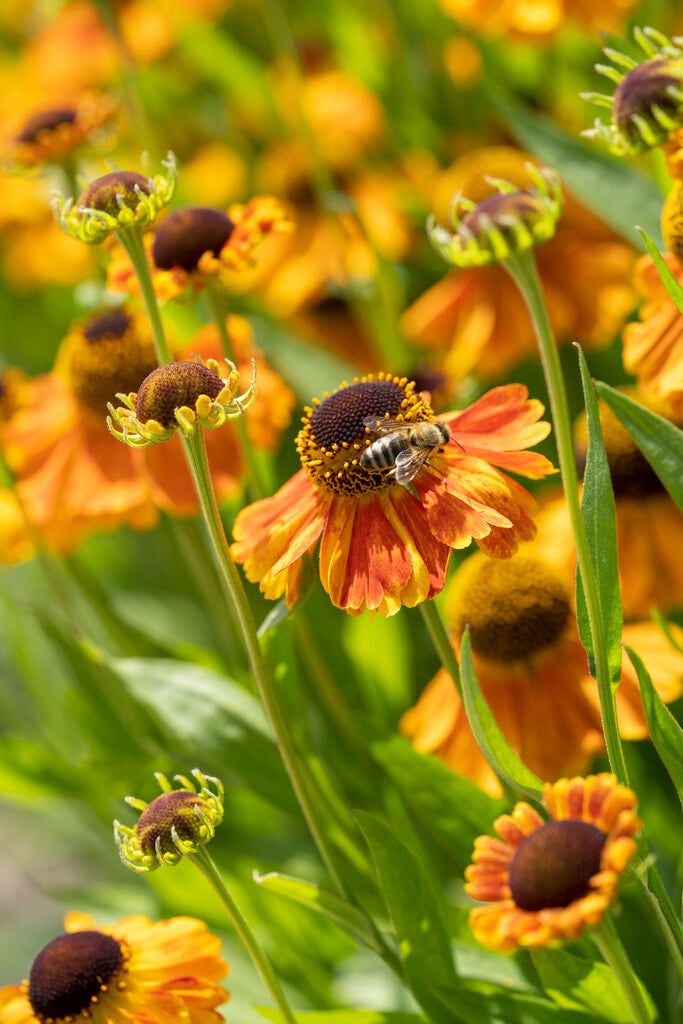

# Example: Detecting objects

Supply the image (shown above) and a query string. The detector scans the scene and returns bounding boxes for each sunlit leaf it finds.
[459,630,543,802]
[257,1011,426,1023]
[575,346,622,687]
[531,946,656,1022]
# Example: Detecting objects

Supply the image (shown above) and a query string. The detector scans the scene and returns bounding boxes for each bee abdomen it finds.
[361,435,409,470]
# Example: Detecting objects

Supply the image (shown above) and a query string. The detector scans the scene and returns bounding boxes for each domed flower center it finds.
[28,931,125,1021]
[509,819,606,911]
[78,171,151,216]
[612,58,683,143]
[137,790,210,857]
[449,555,571,662]
[152,206,235,272]
[135,362,225,428]
[296,375,434,496]
[460,191,545,240]
[57,309,158,414]
[17,108,77,143]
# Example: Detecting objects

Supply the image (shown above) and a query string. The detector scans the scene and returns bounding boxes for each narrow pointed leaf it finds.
[253,872,384,954]
[575,346,622,687]
[593,382,683,510]
[624,644,683,809]
[354,810,461,1023]
[637,227,683,313]
[460,629,543,802]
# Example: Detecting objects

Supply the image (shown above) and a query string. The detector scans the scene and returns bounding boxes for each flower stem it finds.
[593,917,654,1024]
[419,598,461,697]
[118,225,173,364]
[181,428,348,895]
[204,281,267,500]
[503,250,628,785]
[189,846,297,1024]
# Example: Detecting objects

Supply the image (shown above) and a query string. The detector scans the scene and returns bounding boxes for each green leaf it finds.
[365,731,504,866]
[257,1012,426,1023]
[431,984,609,1024]
[624,643,683,809]
[253,872,384,954]
[594,382,683,511]
[532,946,656,1022]
[250,314,359,402]
[637,227,683,313]
[575,346,622,687]
[110,656,298,813]
[353,810,460,1024]
[490,91,663,247]
[459,630,543,802]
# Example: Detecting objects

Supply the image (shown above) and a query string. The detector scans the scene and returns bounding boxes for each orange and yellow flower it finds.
[1,307,243,553]
[0,912,228,1024]
[108,197,293,301]
[465,775,640,951]
[400,550,683,794]
[437,0,638,43]
[4,92,116,168]
[622,252,683,406]
[232,377,555,617]
[402,147,636,383]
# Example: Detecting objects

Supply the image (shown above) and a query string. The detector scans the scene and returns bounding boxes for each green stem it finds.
[118,225,173,364]
[204,282,267,500]
[419,599,461,697]
[503,251,628,785]
[189,847,297,1024]
[181,428,347,895]
[592,917,654,1024]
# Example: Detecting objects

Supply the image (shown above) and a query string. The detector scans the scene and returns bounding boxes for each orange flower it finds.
[108,198,293,301]
[4,93,115,167]
[0,912,228,1024]
[465,775,640,951]
[2,307,242,552]
[232,377,555,617]
[622,253,683,405]
[437,0,638,42]
[402,147,636,383]
[400,550,683,795]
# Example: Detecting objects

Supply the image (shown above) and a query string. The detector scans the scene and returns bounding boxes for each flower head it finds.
[53,152,177,244]
[6,93,115,168]
[0,911,229,1024]
[465,774,640,950]
[232,377,555,616]
[115,769,224,872]
[622,252,683,404]
[108,355,256,445]
[582,27,683,155]
[427,165,562,269]
[108,197,293,300]
[437,0,638,43]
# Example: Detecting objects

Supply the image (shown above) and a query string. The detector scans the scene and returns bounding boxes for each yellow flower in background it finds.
[400,549,683,795]
[622,252,683,405]
[438,0,639,43]
[0,912,229,1024]
[465,775,640,950]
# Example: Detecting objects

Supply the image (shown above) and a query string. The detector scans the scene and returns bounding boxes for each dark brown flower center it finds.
[83,308,132,343]
[297,376,434,496]
[612,58,683,142]
[78,171,151,216]
[575,404,668,500]
[135,362,225,427]
[509,819,606,911]
[28,931,124,1022]
[152,206,235,271]
[17,108,77,143]
[137,790,210,858]
[449,555,571,662]
[58,309,157,414]
[460,191,544,239]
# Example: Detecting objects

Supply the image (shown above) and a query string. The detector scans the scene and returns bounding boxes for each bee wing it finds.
[394,446,431,486]
[363,416,411,436]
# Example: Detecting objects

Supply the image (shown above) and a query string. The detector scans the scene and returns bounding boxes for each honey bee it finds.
[360,417,452,490]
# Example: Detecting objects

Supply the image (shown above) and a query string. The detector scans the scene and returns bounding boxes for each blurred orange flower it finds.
[437,0,638,42]
[622,253,683,405]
